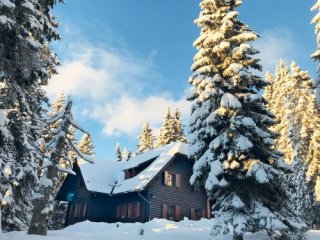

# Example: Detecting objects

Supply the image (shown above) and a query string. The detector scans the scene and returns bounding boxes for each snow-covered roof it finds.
[79,158,125,194]
[78,142,189,195]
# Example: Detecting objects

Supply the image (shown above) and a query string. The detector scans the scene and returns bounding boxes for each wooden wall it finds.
[147,154,209,221]
[58,154,210,227]
[59,164,91,226]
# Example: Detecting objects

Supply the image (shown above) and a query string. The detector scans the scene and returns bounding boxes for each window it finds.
[162,204,181,221]
[70,202,87,219]
[195,209,202,220]
[167,205,175,220]
[164,171,181,187]
[125,171,132,180]
[165,172,174,186]
[128,202,140,218]
[124,168,137,180]
[190,208,206,221]
[116,202,140,219]
[69,204,77,218]
[121,204,127,219]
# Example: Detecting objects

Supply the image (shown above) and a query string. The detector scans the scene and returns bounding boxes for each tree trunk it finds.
[28,103,71,236]
[27,162,62,235]
[233,234,243,240]
[0,207,4,240]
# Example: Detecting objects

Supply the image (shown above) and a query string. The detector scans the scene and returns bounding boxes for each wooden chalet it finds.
[56,142,211,226]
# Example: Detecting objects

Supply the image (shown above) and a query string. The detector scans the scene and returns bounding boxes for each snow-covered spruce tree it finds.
[137,122,155,154]
[28,100,94,236]
[265,61,292,165]
[115,143,122,161]
[156,108,175,147]
[264,61,319,225]
[0,0,62,231]
[307,118,320,226]
[79,133,94,156]
[127,151,133,160]
[285,62,316,225]
[172,108,188,144]
[188,1,306,239]
[307,114,320,198]
[263,71,274,108]
[122,148,129,161]
[0,109,14,239]
[311,0,320,106]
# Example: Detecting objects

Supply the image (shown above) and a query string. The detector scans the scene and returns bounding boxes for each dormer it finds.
[123,157,157,180]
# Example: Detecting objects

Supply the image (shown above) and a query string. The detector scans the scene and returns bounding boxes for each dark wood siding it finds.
[87,192,114,222]
[84,192,148,224]
[111,192,148,223]
[58,154,209,227]
[147,154,209,221]
[60,164,91,226]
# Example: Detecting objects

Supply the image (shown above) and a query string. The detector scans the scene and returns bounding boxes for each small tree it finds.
[263,71,274,107]
[156,108,175,147]
[122,148,129,161]
[115,143,122,162]
[79,133,95,156]
[137,122,155,154]
[27,99,94,236]
[127,151,133,160]
[172,108,188,144]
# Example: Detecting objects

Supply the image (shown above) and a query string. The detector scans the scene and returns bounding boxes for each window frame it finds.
[116,201,140,219]
[162,203,181,221]
[164,171,181,187]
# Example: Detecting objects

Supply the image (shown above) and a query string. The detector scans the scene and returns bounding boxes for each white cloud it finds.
[45,43,190,137]
[90,96,190,136]
[254,27,299,72]
[46,45,151,101]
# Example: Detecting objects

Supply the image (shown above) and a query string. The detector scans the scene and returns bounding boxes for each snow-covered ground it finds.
[4,218,320,240]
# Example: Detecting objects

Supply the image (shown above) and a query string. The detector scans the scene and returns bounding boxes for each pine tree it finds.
[172,108,188,144]
[137,122,154,154]
[188,1,306,239]
[311,0,320,106]
[79,134,94,156]
[127,151,133,160]
[0,109,14,239]
[307,118,320,190]
[267,61,292,164]
[53,92,65,114]
[28,100,94,236]
[156,108,175,147]
[263,71,274,107]
[264,61,320,225]
[286,62,316,225]
[115,143,122,161]
[122,148,128,161]
[0,0,62,232]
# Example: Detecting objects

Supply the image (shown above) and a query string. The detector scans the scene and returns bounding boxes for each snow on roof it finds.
[113,142,188,194]
[79,142,189,195]
[123,143,185,171]
[79,159,125,194]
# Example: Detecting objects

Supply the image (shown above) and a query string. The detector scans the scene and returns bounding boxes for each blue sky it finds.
[47,0,318,161]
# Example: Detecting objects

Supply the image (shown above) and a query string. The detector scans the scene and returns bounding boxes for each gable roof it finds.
[78,142,189,195]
